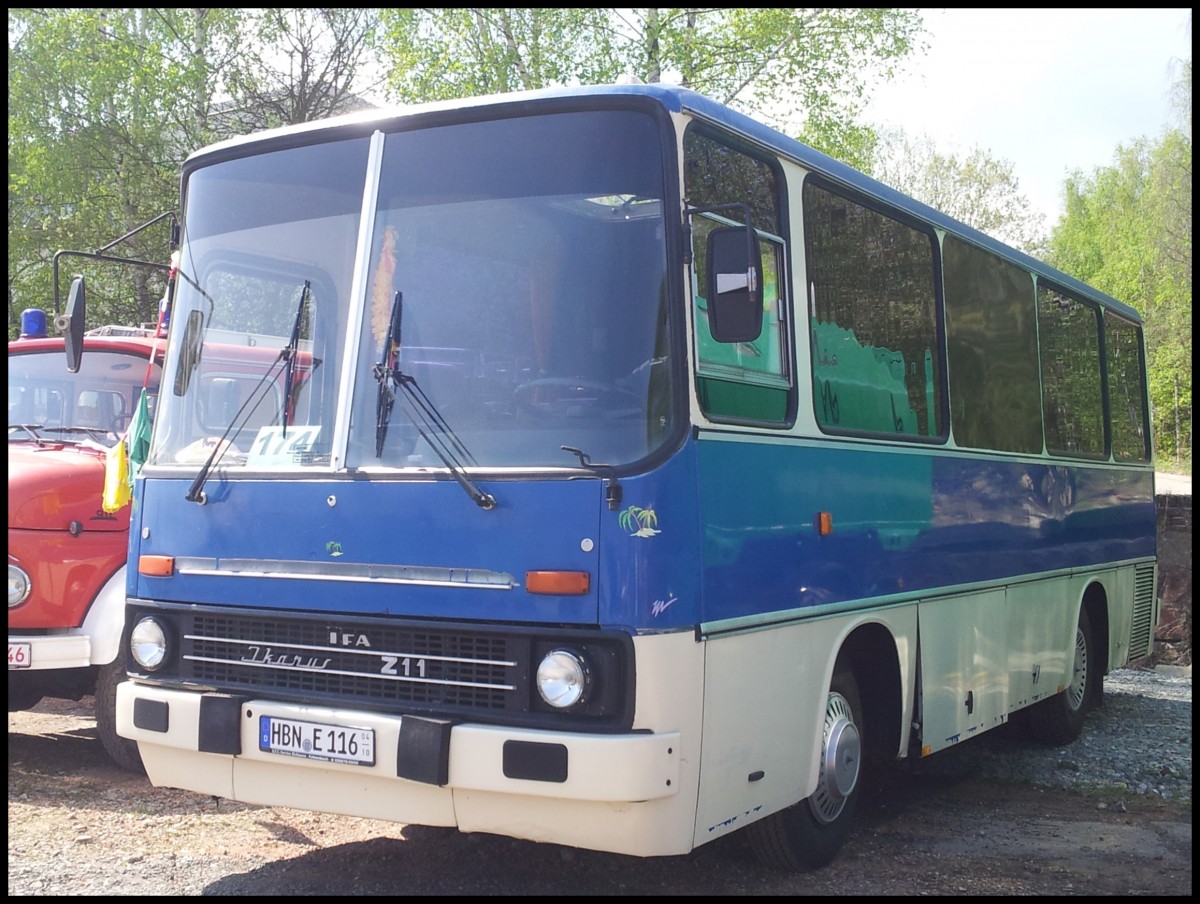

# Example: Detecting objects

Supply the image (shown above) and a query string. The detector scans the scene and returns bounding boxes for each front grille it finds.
[187,613,518,710]
[128,602,634,728]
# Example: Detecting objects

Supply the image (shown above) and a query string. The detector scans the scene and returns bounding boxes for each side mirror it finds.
[173,308,206,396]
[705,226,763,343]
[56,276,88,373]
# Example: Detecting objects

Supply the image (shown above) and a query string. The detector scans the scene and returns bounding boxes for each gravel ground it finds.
[8,665,1191,895]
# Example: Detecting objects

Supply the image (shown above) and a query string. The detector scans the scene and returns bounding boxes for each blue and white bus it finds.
[114,83,1158,871]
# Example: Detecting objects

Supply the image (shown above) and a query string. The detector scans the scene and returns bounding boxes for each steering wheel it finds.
[110,413,133,435]
[513,377,642,418]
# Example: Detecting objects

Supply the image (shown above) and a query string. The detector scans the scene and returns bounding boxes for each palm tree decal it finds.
[619,505,660,538]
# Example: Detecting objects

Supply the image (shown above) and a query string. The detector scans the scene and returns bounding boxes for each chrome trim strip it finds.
[182,653,515,691]
[184,633,516,667]
[173,556,515,590]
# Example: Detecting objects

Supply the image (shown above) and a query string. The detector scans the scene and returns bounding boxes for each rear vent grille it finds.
[1127,563,1157,659]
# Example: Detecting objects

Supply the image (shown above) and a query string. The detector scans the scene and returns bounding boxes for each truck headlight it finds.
[8,564,32,607]
[536,648,590,708]
[130,616,169,671]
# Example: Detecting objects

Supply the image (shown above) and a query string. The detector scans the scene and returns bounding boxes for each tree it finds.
[375,9,616,99]
[1055,23,1192,472]
[8,8,243,332]
[218,9,385,132]
[375,8,925,168]
[1048,121,1191,469]
[869,130,1048,254]
[8,9,383,335]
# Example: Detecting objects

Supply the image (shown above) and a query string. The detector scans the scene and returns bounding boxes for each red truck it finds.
[8,307,164,771]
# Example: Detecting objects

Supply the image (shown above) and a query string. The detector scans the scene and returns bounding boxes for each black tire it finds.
[747,667,863,871]
[1025,607,1095,746]
[8,686,44,712]
[95,650,145,774]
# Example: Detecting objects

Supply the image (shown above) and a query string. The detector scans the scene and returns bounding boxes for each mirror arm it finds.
[51,210,178,314]
[684,201,757,284]
[52,249,172,316]
[684,201,755,237]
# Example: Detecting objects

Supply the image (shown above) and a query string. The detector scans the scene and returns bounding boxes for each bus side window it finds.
[802,178,943,440]
[684,127,791,426]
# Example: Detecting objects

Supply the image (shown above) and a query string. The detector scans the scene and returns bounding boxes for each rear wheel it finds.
[1026,607,1095,746]
[748,667,863,871]
[95,650,145,774]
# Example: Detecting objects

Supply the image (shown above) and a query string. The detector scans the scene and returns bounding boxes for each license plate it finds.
[258,715,375,766]
[8,643,32,669]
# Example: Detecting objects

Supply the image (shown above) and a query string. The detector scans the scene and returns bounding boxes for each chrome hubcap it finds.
[808,691,860,824]
[1066,624,1088,711]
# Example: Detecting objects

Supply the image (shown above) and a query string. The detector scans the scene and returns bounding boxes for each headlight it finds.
[130,617,169,671]
[8,564,32,607]
[536,648,590,708]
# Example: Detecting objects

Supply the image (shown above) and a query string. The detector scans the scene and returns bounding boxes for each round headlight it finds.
[8,564,32,607]
[130,617,169,671]
[536,648,589,708]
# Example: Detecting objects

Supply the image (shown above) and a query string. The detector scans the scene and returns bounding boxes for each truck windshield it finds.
[153,107,674,474]
[9,349,159,446]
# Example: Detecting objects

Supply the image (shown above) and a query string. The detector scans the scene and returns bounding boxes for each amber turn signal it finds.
[525,570,590,595]
[138,555,175,576]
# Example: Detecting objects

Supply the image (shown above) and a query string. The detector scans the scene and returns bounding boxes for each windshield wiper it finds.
[186,279,311,504]
[9,424,47,445]
[281,280,310,437]
[20,425,111,443]
[561,445,623,511]
[373,290,496,510]
[374,290,405,458]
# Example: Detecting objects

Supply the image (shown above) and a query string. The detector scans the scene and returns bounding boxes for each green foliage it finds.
[8,9,242,333]
[376,9,617,99]
[375,8,925,169]
[1048,125,1192,471]
[8,8,373,337]
[10,8,926,337]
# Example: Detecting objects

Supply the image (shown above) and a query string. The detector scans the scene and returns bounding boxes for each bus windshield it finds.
[154,108,674,474]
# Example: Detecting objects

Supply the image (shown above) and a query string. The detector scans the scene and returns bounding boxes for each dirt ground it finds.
[8,696,1192,896]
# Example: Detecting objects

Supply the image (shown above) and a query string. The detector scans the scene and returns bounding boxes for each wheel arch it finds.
[79,565,129,666]
[1081,579,1109,698]
[834,621,903,763]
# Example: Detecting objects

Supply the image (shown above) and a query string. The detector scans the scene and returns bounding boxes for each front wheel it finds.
[1025,607,1096,746]
[95,650,145,774]
[747,667,863,871]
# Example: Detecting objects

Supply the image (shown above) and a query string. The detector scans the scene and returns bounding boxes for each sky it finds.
[863,8,1191,226]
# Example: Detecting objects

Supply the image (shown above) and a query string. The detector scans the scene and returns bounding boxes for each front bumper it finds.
[8,633,93,671]
[117,682,693,856]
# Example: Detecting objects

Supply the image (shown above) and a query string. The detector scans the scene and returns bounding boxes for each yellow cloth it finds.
[102,437,132,512]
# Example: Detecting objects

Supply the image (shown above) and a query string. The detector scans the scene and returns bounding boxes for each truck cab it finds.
[8,309,164,771]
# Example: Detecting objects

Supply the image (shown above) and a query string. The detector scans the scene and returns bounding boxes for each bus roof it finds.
[183,83,1142,324]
